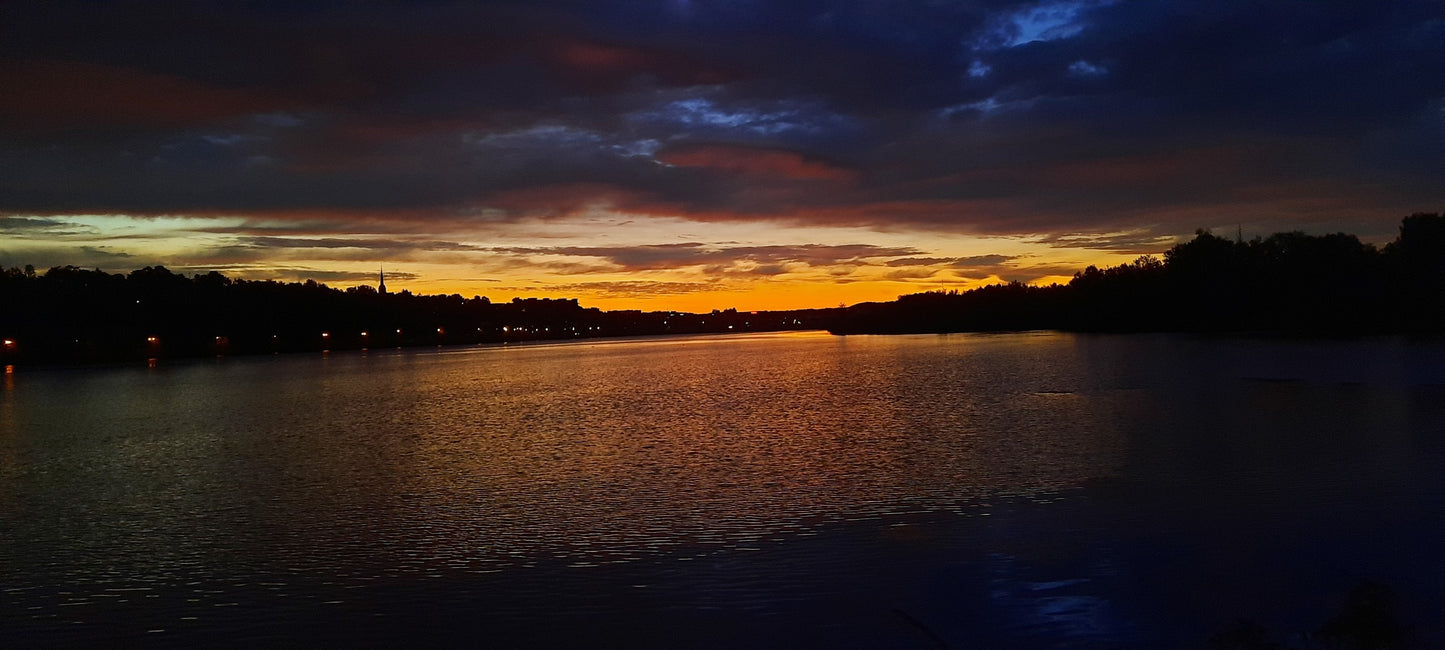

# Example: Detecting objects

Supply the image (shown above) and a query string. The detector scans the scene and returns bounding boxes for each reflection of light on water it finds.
[147,357,158,369]
[989,553,1119,641]
[3,364,12,391]
[8,332,1444,646]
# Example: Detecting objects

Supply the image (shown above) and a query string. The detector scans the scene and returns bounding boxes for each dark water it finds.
[3,332,1444,647]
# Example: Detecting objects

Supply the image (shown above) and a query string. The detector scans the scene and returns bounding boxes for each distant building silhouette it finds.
[378,266,388,294]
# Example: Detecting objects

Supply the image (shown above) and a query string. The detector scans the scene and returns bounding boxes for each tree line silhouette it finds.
[831,213,1445,335]
[3,213,1442,363]
[0,268,830,364]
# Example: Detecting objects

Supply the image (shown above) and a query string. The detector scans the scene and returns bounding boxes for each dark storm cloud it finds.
[1,1,1440,242]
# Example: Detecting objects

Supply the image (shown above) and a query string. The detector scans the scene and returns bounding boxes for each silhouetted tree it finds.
[0,268,836,363]
[831,213,1445,336]
[1316,582,1405,649]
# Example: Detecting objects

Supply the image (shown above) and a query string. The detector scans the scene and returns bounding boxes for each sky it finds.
[1,1,1441,311]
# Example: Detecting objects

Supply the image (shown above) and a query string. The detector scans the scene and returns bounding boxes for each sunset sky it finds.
[2,1,1441,311]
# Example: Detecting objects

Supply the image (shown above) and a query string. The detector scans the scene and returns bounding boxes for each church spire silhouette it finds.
[378,265,388,294]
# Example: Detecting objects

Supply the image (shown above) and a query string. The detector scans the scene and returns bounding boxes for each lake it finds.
[3,331,1445,647]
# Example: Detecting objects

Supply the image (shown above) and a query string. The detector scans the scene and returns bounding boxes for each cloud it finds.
[247,268,420,283]
[883,253,1018,271]
[168,263,420,284]
[974,0,1106,50]
[1033,229,1182,254]
[0,59,289,132]
[657,144,856,181]
[885,257,957,267]
[0,217,77,232]
[0,0,1439,245]
[880,252,1078,284]
[882,267,944,281]
[953,254,1017,267]
[0,245,138,270]
[239,236,485,252]
[538,36,737,93]
[490,242,923,271]
[506,280,717,298]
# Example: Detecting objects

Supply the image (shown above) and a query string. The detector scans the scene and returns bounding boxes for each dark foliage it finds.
[831,213,1445,335]
[1315,582,1405,649]
[1202,581,1406,650]
[0,270,836,364]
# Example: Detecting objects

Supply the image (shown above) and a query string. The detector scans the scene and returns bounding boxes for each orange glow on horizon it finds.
[371,272,1102,313]
[9,213,1143,313]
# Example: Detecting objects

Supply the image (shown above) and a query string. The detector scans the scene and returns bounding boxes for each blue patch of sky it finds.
[1067,60,1107,77]
[938,95,1039,119]
[465,125,605,150]
[610,139,662,158]
[974,0,1114,50]
[629,97,855,140]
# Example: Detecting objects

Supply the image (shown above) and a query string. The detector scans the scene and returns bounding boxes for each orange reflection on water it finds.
[328,332,1123,570]
[3,365,12,392]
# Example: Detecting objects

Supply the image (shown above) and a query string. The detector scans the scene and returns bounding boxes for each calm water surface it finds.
[3,331,1444,647]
